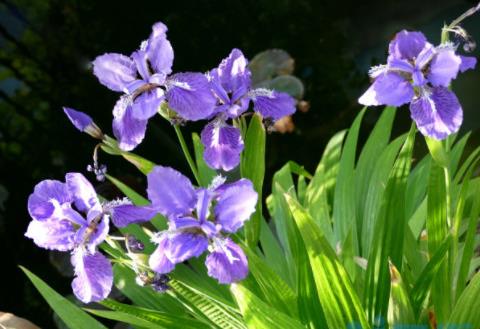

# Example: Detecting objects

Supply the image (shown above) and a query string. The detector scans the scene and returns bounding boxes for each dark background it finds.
[0,0,479,327]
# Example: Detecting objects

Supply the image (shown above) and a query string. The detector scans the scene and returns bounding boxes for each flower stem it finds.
[173,124,201,185]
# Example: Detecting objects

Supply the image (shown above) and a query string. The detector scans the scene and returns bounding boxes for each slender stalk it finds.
[173,124,201,185]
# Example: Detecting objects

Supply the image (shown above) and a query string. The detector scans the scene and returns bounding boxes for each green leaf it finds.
[270,165,297,280]
[410,235,452,314]
[361,134,406,257]
[355,106,396,251]
[121,152,156,175]
[258,218,291,286]
[95,298,210,329]
[332,108,366,249]
[305,130,346,246]
[364,124,415,324]
[388,263,415,326]
[272,179,327,328]
[286,195,370,329]
[241,244,298,318]
[240,113,266,247]
[448,271,480,327]
[455,178,480,299]
[169,280,245,329]
[20,266,108,329]
[405,156,431,221]
[231,283,305,329]
[85,309,163,329]
[425,137,448,168]
[101,137,155,174]
[192,132,217,187]
[449,132,470,175]
[426,163,451,321]
[287,160,313,179]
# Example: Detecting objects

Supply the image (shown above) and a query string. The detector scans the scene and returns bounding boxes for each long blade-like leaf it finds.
[20,266,108,329]
[240,114,266,247]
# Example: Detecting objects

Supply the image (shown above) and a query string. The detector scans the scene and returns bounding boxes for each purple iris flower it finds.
[144,166,257,284]
[25,173,154,303]
[92,22,216,151]
[199,48,296,171]
[359,30,476,140]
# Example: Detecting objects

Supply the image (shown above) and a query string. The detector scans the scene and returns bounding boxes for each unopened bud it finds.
[63,107,104,139]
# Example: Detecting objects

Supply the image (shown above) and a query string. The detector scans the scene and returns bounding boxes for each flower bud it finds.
[63,107,104,139]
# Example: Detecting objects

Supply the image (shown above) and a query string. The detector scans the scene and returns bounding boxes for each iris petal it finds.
[409,87,463,140]
[71,250,113,303]
[358,72,414,107]
[214,179,257,233]
[201,121,244,171]
[92,53,137,92]
[146,166,196,219]
[205,238,248,284]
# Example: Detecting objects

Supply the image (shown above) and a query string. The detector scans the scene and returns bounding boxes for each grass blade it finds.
[20,266,108,329]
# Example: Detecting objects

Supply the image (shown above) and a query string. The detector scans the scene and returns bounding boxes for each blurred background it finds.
[0,0,479,327]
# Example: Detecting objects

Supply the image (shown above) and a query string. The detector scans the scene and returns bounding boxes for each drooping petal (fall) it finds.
[112,96,149,151]
[149,235,175,274]
[251,89,296,120]
[110,204,157,227]
[25,218,76,251]
[71,249,113,303]
[214,179,257,233]
[409,87,463,140]
[358,72,414,107]
[164,231,208,263]
[166,72,216,121]
[201,121,244,171]
[205,238,248,284]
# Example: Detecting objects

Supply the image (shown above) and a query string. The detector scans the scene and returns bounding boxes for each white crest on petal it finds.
[211,237,239,264]
[102,197,132,212]
[248,88,274,100]
[368,64,388,78]
[209,175,226,191]
[139,40,148,51]
[436,41,458,52]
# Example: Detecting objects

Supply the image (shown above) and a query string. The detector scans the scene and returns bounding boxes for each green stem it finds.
[173,124,201,185]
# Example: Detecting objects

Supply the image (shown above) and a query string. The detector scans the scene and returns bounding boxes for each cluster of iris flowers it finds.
[25,21,476,304]
[25,21,294,303]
